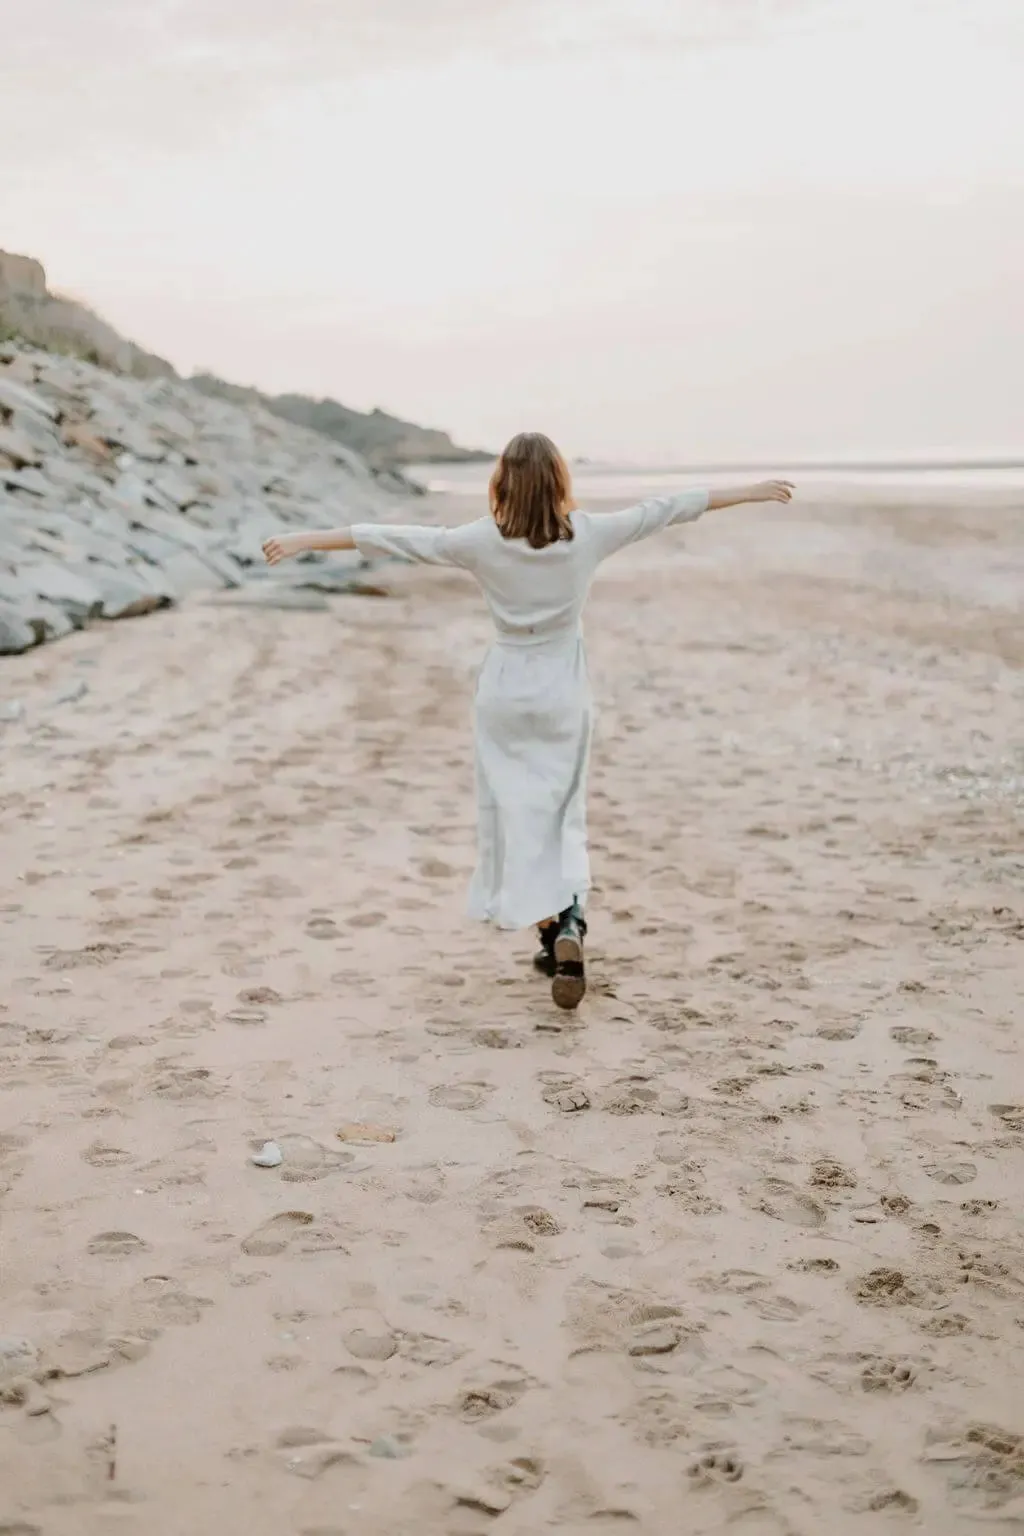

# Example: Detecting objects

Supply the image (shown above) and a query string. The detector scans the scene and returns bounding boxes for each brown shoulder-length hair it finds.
[489,432,575,549]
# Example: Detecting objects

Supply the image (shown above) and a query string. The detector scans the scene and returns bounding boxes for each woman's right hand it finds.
[751,480,794,503]
[262,532,309,565]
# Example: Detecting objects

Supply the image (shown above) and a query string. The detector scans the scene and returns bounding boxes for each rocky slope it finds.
[0,341,414,656]
[190,375,490,470]
[1,249,487,469]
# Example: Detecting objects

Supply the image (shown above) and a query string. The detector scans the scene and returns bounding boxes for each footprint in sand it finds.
[489,1205,564,1251]
[86,1231,150,1258]
[341,1307,398,1362]
[749,1294,807,1323]
[347,911,386,929]
[238,986,283,1006]
[695,1366,765,1408]
[599,1076,689,1117]
[149,1066,219,1101]
[891,1025,938,1047]
[989,1104,1024,1132]
[305,918,339,940]
[457,1374,530,1422]
[241,1211,315,1257]
[275,1136,356,1184]
[80,1142,134,1168]
[742,1179,827,1229]
[922,1422,1024,1515]
[924,1160,977,1185]
[816,1023,861,1041]
[429,1082,491,1111]
[898,1080,962,1112]
[809,1159,857,1190]
[539,1072,591,1112]
[861,1359,916,1392]
[128,1276,214,1327]
[687,1451,744,1485]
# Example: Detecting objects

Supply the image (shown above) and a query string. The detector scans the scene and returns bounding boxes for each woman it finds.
[263,433,793,1010]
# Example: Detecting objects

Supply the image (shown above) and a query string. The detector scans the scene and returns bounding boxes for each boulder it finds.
[0,600,37,653]
[62,420,114,461]
[90,566,171,620]
[16,560,104,625]
[0,422,44,468]
[0,466,49,497]
[161,548,229,597]
[0,375,60,422]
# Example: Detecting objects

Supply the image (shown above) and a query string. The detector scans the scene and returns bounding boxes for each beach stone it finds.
[369,1435,410,1460]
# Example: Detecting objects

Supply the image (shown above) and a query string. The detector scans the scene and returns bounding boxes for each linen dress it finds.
[352,489,709,930]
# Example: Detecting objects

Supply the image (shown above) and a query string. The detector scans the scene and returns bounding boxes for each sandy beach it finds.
[1,487,1022,1535]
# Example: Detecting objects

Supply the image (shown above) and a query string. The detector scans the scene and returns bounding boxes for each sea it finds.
[407,459,1024,503]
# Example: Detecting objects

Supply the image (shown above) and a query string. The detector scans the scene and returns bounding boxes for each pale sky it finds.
[3,0,1023,460]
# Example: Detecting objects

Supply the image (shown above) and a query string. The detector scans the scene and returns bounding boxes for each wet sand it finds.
[1,489,1022,1534]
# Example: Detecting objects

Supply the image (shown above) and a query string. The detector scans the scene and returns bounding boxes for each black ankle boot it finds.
[552,899,587,1011]
[533,923,557,977]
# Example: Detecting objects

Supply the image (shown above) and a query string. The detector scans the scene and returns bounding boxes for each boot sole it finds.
[552,932,586,1010]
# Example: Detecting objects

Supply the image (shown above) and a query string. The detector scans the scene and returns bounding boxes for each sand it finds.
[1,488,1022,1535]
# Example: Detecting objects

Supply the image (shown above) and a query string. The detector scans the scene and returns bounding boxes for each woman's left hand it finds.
[751,480,794,503]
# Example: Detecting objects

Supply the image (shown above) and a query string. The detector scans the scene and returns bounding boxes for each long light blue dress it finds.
[352,490,709,929]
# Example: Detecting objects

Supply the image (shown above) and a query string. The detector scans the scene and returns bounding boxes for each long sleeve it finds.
[579,489,709,564]
[351,522,470,567]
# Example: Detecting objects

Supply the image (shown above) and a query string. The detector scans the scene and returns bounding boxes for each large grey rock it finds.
[124,527,184,566]
[161,548,228,597]
[147,466,199,509]
[0,466,49,496]
[0,422,43,467]
[0,376,59,421]
[0,601,37,653]
[17,560,104,624]
[0,595,74,647]
[90,566,170,620]
[117,500,217,555]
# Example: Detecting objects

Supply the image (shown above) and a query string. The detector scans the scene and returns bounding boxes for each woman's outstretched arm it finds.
[264,521,472,569]
[263,528,354,563]
[708,480,794,510]
[584,479,795,564]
